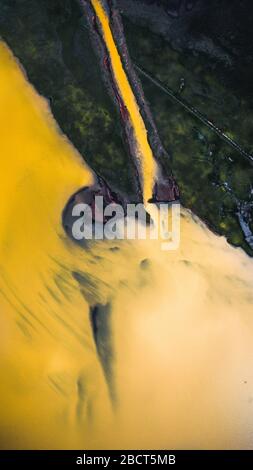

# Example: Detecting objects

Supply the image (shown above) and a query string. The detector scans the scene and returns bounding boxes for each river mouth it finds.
[0,40,253,449]
[1,0,252,254]
[0,1,253,451]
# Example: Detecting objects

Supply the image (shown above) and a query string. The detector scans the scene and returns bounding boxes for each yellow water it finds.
[90,0,158,203]
[1,41,253,450]
[0,41,112,449]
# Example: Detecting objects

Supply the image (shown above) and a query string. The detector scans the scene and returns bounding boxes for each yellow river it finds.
[0,14,253,450]
[90,0,158,203]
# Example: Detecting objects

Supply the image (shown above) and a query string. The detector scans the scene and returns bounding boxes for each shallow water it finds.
[0,41,253,449]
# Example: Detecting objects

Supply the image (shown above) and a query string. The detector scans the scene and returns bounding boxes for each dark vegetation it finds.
[0,0,252,254]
